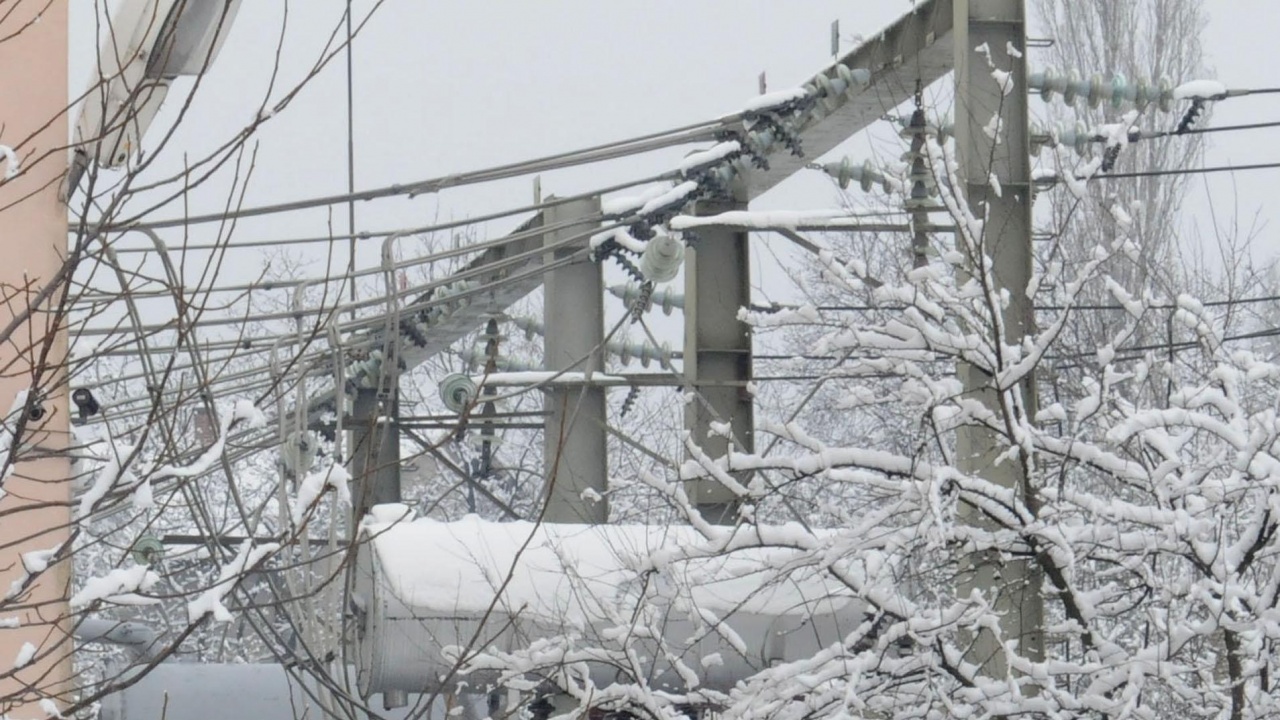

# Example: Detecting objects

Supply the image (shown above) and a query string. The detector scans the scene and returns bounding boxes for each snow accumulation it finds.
[0,616,19,629]
[0,389,27,487]
[1173,79,1227,100]
[362,516,861,624]
[741,87,809,114]
[21,546,60,575]
[77,399,264,519]
[602,185,670,216]
[71,565,160,610]
[291,463,352,526]
[0,145,19,180]
[13,641,36,669]
[670,209,855,231]
[677,141,740,176]
[187,541,279,623]
[589,226,647,254]
[639,180,698,216]
[472,371,630,387]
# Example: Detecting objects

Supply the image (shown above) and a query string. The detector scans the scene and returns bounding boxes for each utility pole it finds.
[952,0,1045,679]
[350,381,401,520]
[0,1,72,715]
[684,194,753,525]
[541,196,607,523]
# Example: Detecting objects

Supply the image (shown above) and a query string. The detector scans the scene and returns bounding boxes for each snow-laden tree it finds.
[435,86,1280,720]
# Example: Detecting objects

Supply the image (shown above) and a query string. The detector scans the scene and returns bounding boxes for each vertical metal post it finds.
[952,0,1045,678]
[350,383,401,520]
[683,196,753,525]
[0,0,71,713]
[541,197,607,524]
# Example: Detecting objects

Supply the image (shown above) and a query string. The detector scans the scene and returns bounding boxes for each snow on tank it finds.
[353,512,868,696]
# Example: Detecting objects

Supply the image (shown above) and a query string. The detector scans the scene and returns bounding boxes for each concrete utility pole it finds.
[684,195,754,525]
[541,196,607,523]
[0,0,72,715]
[952,0,1045,679]
[351,383,401,520]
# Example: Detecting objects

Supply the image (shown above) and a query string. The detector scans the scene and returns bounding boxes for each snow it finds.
[21,546,60,575]
[363,517,864,622]
[291,463,352,526]
[670,209,854,231]
[0,616,19,628]
[363,502,416,526]
[602,185,670,216]
[39,699,62,718]
[1173,79,1227,100]
[472,371,629,387]
[71,565,160,609]
[983,112,1003,142]
[76,442,137,519]
[1109,201,1134,231]
[639,180,698,216]
[0,389,27,487]
[187,541,280,623]
[13,641,36,669]
[150,399,264,483]
[742,87,809,113]
[589,227,647,254]
[132,477,154,511]
[677,141,740,176]
[0,145,18,180]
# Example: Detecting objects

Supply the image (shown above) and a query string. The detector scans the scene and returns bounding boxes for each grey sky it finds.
[74,1,1279,308]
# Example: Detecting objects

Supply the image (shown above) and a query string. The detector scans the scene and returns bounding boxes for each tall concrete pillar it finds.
[351,384,401,520]
[541,197,606,523]
[683,197,753,525]
[952,0,1045,678]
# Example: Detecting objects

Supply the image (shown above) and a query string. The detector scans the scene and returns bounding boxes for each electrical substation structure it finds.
[57,0,1221,715]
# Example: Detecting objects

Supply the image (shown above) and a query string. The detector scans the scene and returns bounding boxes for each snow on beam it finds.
[742,0,955,200]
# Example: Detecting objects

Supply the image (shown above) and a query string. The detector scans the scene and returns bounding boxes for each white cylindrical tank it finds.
[354,515,865,696]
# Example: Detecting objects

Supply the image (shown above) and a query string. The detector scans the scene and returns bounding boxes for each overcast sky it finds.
[73,1,1280,326]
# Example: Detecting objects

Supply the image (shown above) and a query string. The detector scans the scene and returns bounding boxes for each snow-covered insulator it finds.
[607,283,683,315]
[280,430,318,477]
[439,373,477,414]
[1030,67,1175,112]
[819,157,891,194]
[639,231,685,284]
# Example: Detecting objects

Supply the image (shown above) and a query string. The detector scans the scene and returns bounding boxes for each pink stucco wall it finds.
[0,0,72,714]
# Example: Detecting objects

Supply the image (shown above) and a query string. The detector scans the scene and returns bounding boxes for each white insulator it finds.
[510,316,543,340]
[439,373,477,414]
[654,285,681,315]
[639,232,685,284]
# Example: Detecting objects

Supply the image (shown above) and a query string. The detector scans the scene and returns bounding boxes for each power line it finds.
[89,122,727,231]
[1097,161,1280,180]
